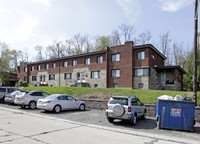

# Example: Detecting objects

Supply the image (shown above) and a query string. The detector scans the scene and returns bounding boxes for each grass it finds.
[21,86,200,105]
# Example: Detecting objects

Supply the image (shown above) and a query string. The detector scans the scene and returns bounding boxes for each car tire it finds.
[130,114,137,125]
[141,110,146,119]
[79,104,85,111]
[113,104,125,117]
[54,105,61,113]
[1,96,5,103]
[107,117,114,123]
[29,101,36,109]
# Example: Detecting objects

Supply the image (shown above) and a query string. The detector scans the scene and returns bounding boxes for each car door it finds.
[66,96,77,109]
[42,92,49,98]
[136,99,144,116]
[30,92,43,102]
[131,98,139,115]
[57,96,68,110]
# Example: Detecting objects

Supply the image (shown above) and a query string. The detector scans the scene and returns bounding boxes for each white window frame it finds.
[97,56,103,64]
[64,73,71,79]
[45,64,49,70]
[112,69,120,78]
[111,54,120,62]
[73,60,77,66]
[85,58,90,65]
[63,61,67,68]
[137,51,145,60]
[91,71,100,78]
[53,63,56,69]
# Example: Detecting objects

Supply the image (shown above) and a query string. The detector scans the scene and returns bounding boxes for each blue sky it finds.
[0,0,195,54]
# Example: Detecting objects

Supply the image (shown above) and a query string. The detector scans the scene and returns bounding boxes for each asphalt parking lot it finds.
[0,103,200,142]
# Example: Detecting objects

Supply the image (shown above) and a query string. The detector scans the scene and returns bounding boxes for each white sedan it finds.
[37,94,86,113]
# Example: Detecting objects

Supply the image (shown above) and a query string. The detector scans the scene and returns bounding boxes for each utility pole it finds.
[193,0,198,106]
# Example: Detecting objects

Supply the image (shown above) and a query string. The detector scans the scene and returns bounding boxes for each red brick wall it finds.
[107,42,133,88]
[133,47,164,68]
[18,62,28,82]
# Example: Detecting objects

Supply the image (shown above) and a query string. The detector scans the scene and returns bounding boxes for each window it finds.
[37,65,40,71]
[24,77,27,81]
[113,83,117,88]
[0,88,6,92]
[137,51,145,60]
[131,99,139,106]
[85,58,90,65]
[64,73,72,79]
[32,76,37,81]
[45,64,49,70]
[63,61,67,68]
[67,96,76,101]
[18,67,20,73]
[30,92,43,96]
[57,96,68,100]
[138,83,143,88]
[8,88,15,93]
[134,68,150,77]
[91,71,100,78]
[24,67,27,72]
[31,66,34,71]
[42,92,49,96]
[53,63,56,69]
[112,54,120,62]
[97,56,103,64]
[72,60,77,66]
[94,84,98,88]
[112,69,120,77]
[151,53,155,59]
[49,74,55,80]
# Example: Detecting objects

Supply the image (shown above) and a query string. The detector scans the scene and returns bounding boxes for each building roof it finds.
[28,50,107,65]
[155,65,186,74]
[133,44,167,60]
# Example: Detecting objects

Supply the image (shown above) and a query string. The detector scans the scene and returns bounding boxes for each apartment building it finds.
[17,41,185,91]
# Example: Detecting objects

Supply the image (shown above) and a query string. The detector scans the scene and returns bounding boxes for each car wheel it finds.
[107,117,114,123]
[54,105,61,113]
[141,110,146,119]
[79,104,85,111]
[29,101,36,109]
[1,96,5,103]
[130,114,137,125]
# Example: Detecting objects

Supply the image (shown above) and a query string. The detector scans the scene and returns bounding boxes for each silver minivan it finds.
[0,87,19,103]
[105,95,146,125]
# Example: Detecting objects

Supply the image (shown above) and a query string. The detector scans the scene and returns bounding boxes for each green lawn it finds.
[22,87,200,105]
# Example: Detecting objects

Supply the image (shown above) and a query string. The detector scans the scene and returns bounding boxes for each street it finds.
[0,103,200,144]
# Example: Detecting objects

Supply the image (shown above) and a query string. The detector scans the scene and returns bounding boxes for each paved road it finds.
[0,103,200,144]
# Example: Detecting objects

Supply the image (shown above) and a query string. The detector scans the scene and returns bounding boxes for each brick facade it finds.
[17,42,185,91]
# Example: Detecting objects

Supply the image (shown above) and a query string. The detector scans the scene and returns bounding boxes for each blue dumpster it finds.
[155,97,195,131]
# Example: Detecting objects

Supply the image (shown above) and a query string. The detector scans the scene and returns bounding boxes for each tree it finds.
[94,36,112,51]
[118,24,135,42]
[183,49,200,90]
[34,45,44,61]
[159,31,172,65]
[138,31,152,44]
[0,42,15,84]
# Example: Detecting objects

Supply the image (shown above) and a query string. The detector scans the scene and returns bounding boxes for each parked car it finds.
[105,95,146,125]
[37,94,86,113]
[4,90,21,104]
[0,87,19,103]
[14,90,50,109]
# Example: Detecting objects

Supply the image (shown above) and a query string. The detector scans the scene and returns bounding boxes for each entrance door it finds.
[161,72,166,85]
[77,72,85,83]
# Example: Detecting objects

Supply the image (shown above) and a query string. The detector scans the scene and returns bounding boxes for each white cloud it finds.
[30,0,50,5]
[116,0,140,23]
[158,0,192,12]
[11,17,38,42]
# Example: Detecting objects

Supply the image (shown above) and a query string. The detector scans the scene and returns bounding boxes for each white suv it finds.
[105,95,146,125]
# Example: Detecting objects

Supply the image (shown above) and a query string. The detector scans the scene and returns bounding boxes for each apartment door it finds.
[77,72,85,83]
[161,72,166,85]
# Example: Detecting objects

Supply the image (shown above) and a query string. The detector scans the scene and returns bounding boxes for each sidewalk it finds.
[0,107,198,144]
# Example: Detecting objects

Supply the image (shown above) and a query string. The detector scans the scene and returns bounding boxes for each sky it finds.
[0,0,196,58]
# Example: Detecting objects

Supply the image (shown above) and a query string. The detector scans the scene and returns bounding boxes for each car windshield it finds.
[44,95,58,100]
[109,98,128,105]
[10,91,20,96]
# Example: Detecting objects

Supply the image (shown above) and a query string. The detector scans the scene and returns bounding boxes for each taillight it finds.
[106,105,108,109]
[47,101,51,103]
[128,106,131,112]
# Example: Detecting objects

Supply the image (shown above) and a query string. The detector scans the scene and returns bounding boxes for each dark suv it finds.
[0,87,19,103]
